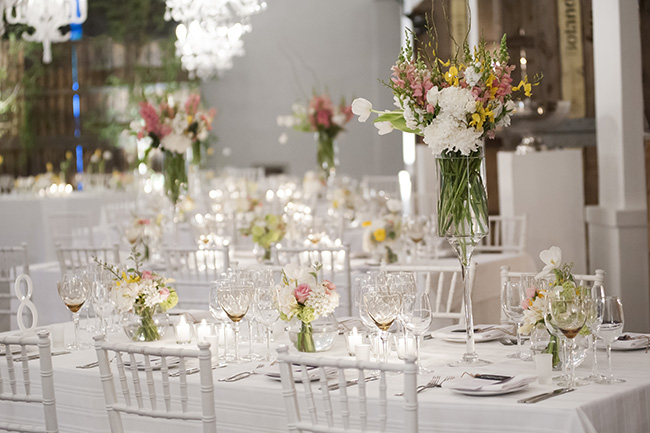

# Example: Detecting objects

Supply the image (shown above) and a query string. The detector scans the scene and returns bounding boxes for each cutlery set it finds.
[518,387,576,404]
[13,350,70,362]
[326,375,379,391]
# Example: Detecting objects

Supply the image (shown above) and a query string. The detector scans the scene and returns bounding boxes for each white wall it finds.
[200,0,404,178]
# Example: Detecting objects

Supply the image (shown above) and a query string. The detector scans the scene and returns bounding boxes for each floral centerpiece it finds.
[520,246,585,368]
[351,32,538,366]
[362,198,402,264]
[240,213,287,262]
[276,263,340,352]
[88,149,112,174]
[98,249,178,342]
[133,93,216,205]
[124,215,163,261]
[277,93,353,180]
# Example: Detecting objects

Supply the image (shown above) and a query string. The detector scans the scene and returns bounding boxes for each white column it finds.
[587,0,649,331]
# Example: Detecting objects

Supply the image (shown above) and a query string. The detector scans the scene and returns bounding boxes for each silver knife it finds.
[327,376,379,391]
[518,387,575,404]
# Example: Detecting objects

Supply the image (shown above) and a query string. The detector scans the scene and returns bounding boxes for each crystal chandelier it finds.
[165,0,267,80]
[3,0,88,64]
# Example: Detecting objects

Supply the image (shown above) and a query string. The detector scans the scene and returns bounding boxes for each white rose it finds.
[161,133,192,154]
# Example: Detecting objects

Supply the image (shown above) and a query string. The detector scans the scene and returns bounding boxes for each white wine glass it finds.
[580,282,605,382]
[549,295,588,388]
[596,296,625,384]
[255,285,279,361]
[363,291,401,363]
[90,275,115,338]
[57,273,89,350]
[501,280,531,361]
[401,292,432,372]
[218,282,254,363]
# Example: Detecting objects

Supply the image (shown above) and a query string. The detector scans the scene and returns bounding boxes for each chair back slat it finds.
[0,330,59,432]
[93,336,217,433]
[477,215,527,254]
[277,345,418,433]
[55,244,120,274]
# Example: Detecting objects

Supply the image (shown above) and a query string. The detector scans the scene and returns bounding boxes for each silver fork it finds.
[218,362,268,382]
[417,375,454,394]
[395,375,439,396]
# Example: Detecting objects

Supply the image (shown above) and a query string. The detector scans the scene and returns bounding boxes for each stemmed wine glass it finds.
[363,290,401,363]
[401,292,432,372]
[403,215,428,261]
[218,282,254,363]
[580,282,605,382]
[57,273,90,350]
[90,269,115,338]
[501,280,531,361]
[255,285,279,361]
[549,294,588,388]
[596,296,625,384]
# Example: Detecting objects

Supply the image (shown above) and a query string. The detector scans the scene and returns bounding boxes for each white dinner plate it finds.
[430,324,509,343]
[447,381,530,397]
[597,333,650,351]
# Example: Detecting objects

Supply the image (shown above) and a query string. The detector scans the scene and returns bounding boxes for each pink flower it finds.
[525,286,536,299]
[141,271,154,280]
[322,280,336,294]
[158,287,170,299]
[137,218,150,225]
[294,284,312,304]
[521,298,531,310]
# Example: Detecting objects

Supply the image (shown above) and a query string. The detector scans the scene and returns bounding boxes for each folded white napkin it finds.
[442,375,536,392]
[432,324,509,343]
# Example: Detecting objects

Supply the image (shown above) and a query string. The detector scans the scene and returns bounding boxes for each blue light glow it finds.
[73,94,80,118]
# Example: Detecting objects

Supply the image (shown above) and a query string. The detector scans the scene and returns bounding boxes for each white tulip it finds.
[351,98,373,122]
[374,121,393,135]
[536,246,562,279]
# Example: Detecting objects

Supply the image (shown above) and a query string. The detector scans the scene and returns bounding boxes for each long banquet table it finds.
[2,322,649,433]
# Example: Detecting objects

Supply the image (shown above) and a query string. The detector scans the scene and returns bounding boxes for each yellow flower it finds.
[0,155,3,165]
[332,199,340,209]
[445,66,459,87]
[187,115,193,125]
[46,162,53,172]
[65,151,73,160]
[513,78,533,97]
[206,148,214,156]
[362,221,372,228]
[93,149,101,157]
[373,228,386,242]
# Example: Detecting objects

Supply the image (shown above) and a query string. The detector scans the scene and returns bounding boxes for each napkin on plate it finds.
[602,333,650,350]
[259,364,337,382]
[442,375,536,392]
[432,324,510,343]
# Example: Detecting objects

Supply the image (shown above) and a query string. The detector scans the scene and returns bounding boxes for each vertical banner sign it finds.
[557,0,586,118]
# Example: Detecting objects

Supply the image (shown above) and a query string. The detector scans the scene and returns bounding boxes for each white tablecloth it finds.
[2,323,649,433]
[18,253,536,331]
[0,192,135,264]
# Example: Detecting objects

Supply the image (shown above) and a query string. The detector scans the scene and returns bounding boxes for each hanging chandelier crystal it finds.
[164,0,267,80]
[3,0,88,64]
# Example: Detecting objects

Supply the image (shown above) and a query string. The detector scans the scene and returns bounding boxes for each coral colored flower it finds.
[322,280,336,295]
[141,271,154,280]
[294,284,312,304]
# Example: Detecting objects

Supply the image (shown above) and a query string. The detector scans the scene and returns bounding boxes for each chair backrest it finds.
[47,212,94,248]
[223,166,265,183]
[499,266,606,323]
[276,345,418,433]
[272,244,352,315]
[381,262,477,326]
[55,243,121,275]
[361,175,400,200]
[0,330,58,433]
[162,246,230,310]
[93,335,216,433]
[476,215,527,254]
[0,243,30,331]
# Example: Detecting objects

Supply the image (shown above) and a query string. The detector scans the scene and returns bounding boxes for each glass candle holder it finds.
[174,315,193,344]
[345,327,364,356]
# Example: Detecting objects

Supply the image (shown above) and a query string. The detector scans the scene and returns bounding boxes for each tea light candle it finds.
[346,327,363,356]
[175,315,192,344]
[195,319,212,342]
[219,323,234,346]
[395,335,416,360]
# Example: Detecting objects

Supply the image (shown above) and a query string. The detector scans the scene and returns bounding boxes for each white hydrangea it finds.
[437,86,475,121]
[161,133,192,154]
[464,65,481,87]
[304,283,339,316]
[422,115,482,156]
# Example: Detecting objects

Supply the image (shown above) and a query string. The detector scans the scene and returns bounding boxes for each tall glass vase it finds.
[163,150,188,220]
[436,149,490,366]
[315,131,337,182]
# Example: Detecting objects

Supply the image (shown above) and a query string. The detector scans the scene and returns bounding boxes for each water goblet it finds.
[401,292,432,372]
[218,282,254,363]
[90,273,115,338]
[363,291,401,363]
[255,285,280,361]
[57,273,90,350]
[596,296,625,384]
[549,295,588,387]
[580,282,605,382]
[501,280,532,361]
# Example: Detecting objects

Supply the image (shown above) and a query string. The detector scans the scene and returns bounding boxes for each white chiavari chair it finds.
[93,335,216,433]
[54,243,121,274]
[223,166,265,183]
[46,212,94,248]
[276,345,418,433]
[381,262,477,328]
[272,244,352,315]
[162,246,230,310]
[0,330,59,433]
[0,243,29,331]
[476,215,527,254]
[499,266,606,323]
[361,175,400,200]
